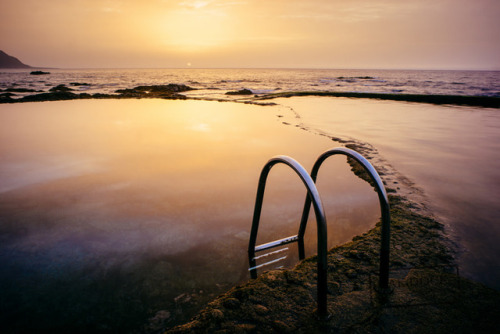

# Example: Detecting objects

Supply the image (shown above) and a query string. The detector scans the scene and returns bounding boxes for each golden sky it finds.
[1,0,499,69]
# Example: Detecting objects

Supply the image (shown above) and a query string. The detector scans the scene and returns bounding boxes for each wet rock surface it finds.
[225,89,253,95]
[0,84,195,103]
[256,91,500,108]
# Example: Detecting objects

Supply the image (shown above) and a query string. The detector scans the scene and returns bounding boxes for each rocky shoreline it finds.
[0,83,194,103]
[154,143,500,333]
[161,192,499,333]
[1,82,499,108]
[255,91,500,108]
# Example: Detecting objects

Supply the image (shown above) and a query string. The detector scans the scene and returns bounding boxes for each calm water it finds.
[0,99,379,333]
[277,96,500,290]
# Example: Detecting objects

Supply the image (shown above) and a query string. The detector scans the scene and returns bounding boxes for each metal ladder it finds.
[248,147,391,317]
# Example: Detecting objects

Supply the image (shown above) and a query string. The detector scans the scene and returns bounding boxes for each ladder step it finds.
[255,235,299,253]
[248,255,288,271]
[253,247,288,261]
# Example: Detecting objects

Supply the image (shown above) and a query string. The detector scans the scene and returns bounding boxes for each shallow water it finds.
[277,96,500,290]
[0,99,380,332]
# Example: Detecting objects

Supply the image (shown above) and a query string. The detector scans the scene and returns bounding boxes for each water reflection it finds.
[0,99,380,333]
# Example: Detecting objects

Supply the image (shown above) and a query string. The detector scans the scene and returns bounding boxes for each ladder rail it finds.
[248,155,328,317]
[254,235,298,253]
[298,147,391,290]
[248,148,392,319]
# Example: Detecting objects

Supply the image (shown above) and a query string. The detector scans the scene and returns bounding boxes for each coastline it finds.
[1,91,498,332]
[164,192,499,333]
[164,175,499,334]
[1,82,500,108]
[152,95,498,331]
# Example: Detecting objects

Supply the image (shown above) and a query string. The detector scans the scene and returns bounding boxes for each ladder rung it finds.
[255,235,299,253]
[253,247,288,261]
[248,255,287,271]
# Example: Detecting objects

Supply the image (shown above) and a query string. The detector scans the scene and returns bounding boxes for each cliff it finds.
[0,50,32,68]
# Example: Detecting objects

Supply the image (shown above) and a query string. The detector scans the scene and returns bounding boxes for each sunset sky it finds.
[1,0,499,69]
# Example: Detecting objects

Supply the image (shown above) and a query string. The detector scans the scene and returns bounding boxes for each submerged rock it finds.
[145,310,172,332]
[225,89,253,95]
[5,87,39,93]
[49,84,73,92]
[70,82,91,86]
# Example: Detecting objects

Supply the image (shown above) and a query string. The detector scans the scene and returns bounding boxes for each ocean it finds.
[2,68,500,100]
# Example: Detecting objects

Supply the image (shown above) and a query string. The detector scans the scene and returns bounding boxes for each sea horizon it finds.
[4,66,500,72]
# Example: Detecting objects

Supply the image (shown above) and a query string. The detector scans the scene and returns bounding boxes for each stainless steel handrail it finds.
[298,147,391,290]
[248,148,392,319]
[248,155,329,317]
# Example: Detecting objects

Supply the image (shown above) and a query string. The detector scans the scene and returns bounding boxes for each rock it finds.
[49,84,73,92]
[30,70,50,75]
[222,298,240,309]
[70,82,91,86]
[225,89,253,95]
[174,293,192,304]
[5,88,38,93]
[234,323,256,332]
[19,91,78,102]
[254,304,269,315]
[273,320,292,332]
[0,92,15,102]
[132,84,193,93]
[115,84,194,99]
[114,88,142,96]
[146,310,171,332]
[210,308,224,320]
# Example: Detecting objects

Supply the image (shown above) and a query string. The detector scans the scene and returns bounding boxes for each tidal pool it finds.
[0,99,380,333]
[277,96,500,290]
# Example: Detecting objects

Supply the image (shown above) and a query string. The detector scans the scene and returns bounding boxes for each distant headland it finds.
[0,50,32,68]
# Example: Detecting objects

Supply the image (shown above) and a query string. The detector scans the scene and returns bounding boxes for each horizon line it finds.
[3,66,500,72]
